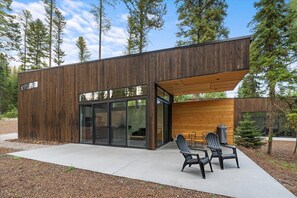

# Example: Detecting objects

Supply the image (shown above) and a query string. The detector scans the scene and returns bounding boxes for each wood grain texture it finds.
[18,37,250,148]
[172,99,235,145]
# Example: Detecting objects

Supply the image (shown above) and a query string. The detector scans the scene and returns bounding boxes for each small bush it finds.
[235,114,264,149]
[1,107,18,119]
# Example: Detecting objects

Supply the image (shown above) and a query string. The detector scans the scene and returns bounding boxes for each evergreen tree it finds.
[18,9,32,71]
[237,74,260,98]
[0,0,21,56]
[76,36,91,62]
[27,19,49,69]
[235,114,264,149]
[125,15,138,54]
[43,0,56,67]
[0,53,9,114]
[53,8,66,66]
[249,0,297,154]
[90,0,117,59]
[175,0,229,46]
[123,0,167,53]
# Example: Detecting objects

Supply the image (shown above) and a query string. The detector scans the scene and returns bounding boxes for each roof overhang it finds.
[157,69,248,96]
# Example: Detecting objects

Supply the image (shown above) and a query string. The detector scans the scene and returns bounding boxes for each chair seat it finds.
[221,154,237,159]
[187,157,209,165]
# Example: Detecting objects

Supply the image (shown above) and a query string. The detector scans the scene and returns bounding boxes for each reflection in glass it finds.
[80,105,93,143]
[111,102,127,146]
[157,100,164,147]
[157,98,170,147]
[127,100,146,148]
[79,92,93,102]
[157,87,170,102]
[94,103,109,145]
[94,91,108,100]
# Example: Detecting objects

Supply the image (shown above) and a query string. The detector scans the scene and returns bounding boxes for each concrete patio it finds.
[9,142,295,198]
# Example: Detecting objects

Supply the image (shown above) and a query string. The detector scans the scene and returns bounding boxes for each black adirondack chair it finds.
[205,132,239,170]
[175,134,213,179]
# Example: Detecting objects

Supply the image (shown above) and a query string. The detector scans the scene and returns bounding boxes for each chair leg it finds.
[199,163,206,179]
[181,161,187,171]
[219,157,224,170]
[209,161,213,172]
[235,156,240,168]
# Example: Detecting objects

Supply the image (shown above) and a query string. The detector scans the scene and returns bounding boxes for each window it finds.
[157,87,170,102]
[79,93,93,102]
[20,81,38,91]
[79,85,147,102]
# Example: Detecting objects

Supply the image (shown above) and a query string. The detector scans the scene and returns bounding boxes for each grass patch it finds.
[64,166,75,172]
[12,156,21,160]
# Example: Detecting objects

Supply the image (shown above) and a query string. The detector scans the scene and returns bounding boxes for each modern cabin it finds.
[18,36,251,150]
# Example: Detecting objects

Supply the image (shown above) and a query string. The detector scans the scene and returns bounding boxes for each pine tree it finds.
[125,15,138,54]
[0,53,9,114]
[53,8,66,66]
[249,0,297,154]
[18,10,32,71]
[90,0,117,59]
[237,74,260,98]
[123,0,167,53]
[27,19,49,69]
[235,114,264,149]
[175,0,229,46]
[76,36,91,62]
[43,0,56,67]
[0,0,21,57]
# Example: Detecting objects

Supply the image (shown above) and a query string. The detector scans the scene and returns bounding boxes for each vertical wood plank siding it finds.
[172,99,235,145]
[18,37,250,149]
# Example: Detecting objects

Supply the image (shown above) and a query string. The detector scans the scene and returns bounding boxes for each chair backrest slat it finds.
[206,133,221,150]
[175,134,192,160]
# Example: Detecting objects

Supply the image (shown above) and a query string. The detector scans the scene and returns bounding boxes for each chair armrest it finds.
[221,144,237,154]
[180,151,200,158]
[191,148,209,158]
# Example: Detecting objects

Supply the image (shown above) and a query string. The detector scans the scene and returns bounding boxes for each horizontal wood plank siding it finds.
[172,99,235,145]
[18,37,250,147]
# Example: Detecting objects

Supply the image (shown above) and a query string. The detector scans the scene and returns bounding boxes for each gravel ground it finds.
[0,148,226,198]
[0,119,18,134]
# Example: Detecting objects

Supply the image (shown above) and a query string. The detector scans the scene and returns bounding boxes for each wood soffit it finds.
[157,70,248,96]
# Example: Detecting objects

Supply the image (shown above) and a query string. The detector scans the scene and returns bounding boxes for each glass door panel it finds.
[127,99,146,148]
[111,102,127,146]
[157,98,170,147]
[79,105,93,143]
[163,103,169,143]
[157,99,164,147]
[94,103,109,145]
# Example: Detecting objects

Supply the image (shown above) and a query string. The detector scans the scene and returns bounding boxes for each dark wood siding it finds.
[18,37,251,149]
[234,98,269,128]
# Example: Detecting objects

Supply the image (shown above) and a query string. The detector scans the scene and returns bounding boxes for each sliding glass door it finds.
[110,102,127,146]
[157,98,170,147]
[79,99,146,148]
[94,103,109,145]
[79,105,93,143]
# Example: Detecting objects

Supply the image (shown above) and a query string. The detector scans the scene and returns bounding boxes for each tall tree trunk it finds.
[99,0,102,59]
[49,0,53,67]
[294,131,297,153]
[267,85,275,155]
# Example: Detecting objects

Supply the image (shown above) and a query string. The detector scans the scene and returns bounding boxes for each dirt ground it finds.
[239,141,297,196]
[0,119,18,134]
[0,148,225,198]
[1,120,296,197]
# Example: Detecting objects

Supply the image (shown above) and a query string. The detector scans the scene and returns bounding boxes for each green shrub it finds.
[235,114,264,149]
[1,107,18,119]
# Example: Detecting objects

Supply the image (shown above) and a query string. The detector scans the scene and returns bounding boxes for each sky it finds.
[10,0,258,97]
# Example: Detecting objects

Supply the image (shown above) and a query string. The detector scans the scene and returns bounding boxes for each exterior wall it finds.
[234,98,269,128]
[172,99,235,144]
[18,37,250,149]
